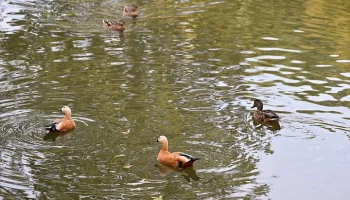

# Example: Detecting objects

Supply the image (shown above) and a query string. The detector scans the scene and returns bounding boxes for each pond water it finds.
[0,0,350,199]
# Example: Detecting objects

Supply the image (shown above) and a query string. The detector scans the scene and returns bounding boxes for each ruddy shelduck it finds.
[123,4,138,18]
[45,106,76,132]
[251,99,279,122]
[156,136,199,168]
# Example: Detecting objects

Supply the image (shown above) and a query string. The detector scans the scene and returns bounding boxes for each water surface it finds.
[1,0,350,199]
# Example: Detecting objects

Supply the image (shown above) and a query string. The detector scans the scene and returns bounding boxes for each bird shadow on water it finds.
[43,130,74,141]
[154,163,200,182]
[253,119,281,131]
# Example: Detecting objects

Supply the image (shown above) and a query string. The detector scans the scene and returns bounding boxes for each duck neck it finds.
[161,141,169,152]
[65,113,72,120]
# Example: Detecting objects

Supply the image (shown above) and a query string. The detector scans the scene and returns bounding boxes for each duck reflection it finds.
[253,118,281,131]
[43,130,73,141]
[155,163,200,182]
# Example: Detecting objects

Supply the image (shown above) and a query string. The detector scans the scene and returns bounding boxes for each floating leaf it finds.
[114,154,126,158]
[110,171,116,173]
[123,165,132,169]
[122,128,130,135]
[152,195,163,200]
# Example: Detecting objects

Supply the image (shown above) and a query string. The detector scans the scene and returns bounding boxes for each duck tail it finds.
[181,158,199,168]
[179,153,200,168]
[102,19,110,25]
[188,157,200,165]
[45,122,59,132]
[191,157,200,162]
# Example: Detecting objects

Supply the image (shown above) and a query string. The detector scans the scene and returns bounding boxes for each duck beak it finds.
[251,105,255,108]
[156,138,159,142]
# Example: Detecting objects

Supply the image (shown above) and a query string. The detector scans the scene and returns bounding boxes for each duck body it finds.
[123,4,138,18]
[45,106,76,132]
[251,99,279,122]
[156,136,199,168]
[102,19,126,31]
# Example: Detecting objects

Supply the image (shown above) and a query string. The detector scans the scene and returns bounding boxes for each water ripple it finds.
[1,0,350,199]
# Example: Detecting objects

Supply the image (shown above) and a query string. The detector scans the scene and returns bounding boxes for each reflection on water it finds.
[253,119,281,131]
[42,130,73,141]
[0,0,350,199]
[155,164,200,182]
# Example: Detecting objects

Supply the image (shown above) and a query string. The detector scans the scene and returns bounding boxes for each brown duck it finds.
[102,19,126,31]
[123,4,138,18]
[251,99,279,122]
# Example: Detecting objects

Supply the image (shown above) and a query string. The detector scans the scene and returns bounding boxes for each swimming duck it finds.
[123,4,138,18]
[102,19,126,31]
[45,106,76,132]
[251,99,279,122]
[156,136,199,168]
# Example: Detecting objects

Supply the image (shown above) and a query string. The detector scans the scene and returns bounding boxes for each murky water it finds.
[0,0,349,199]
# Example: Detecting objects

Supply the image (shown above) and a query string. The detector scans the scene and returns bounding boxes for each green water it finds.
[0,0,350,199]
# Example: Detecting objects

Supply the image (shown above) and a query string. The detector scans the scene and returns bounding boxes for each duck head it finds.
[156,135,167,143]
[130,4,138,11]
[62,106,72,118]
[251,99,263,111]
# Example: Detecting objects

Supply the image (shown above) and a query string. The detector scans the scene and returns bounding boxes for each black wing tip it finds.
[192,157,200,161]
[44,123,58,132]
[180,153,200,161]
[45,126,57,132]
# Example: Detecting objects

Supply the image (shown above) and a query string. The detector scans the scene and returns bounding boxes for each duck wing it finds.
[263,110,279,120]
[45,121,61,132]
[174,152,199,168]
[179,153,199,161]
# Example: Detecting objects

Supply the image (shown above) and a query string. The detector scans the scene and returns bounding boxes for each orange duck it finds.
[123,4,138,18]
[156,136,199,168]
[45,106,76,132]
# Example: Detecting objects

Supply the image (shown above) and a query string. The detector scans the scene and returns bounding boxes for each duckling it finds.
[123,4,138,18]
[251,99,279,122]
[156,136,199,168]
[102,19,126,31]
[45,106,76,132]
